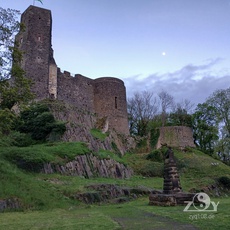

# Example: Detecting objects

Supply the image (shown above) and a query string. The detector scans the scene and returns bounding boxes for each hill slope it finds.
[0,144,230,212]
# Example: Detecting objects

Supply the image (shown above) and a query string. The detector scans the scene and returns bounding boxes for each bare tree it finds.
[128,91,158,136]
[174,99,195,114]
[158,90,174,126]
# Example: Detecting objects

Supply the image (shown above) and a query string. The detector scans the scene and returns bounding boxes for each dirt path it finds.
[112,210,199,230]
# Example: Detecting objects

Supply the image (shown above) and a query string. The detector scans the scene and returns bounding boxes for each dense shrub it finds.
[18,103,66,141]
[149,128,160,148]
[146,149,165,162]
[0,131,34,147]
[217,176,230,189]
[135,137,149,153]
[8,131,34,147]
[0,109,17,135]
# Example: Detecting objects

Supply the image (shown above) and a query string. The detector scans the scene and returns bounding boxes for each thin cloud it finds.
[124,58,229,105]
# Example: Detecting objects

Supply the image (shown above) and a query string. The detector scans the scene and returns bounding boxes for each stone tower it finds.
[15,5,129,136]
[15,5,57,100]
[94,77,129,135]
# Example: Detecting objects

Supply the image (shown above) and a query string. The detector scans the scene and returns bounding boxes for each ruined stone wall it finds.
[94,77,129,135]
[57,71,95,112]
[15,5,130,136]
[15,6,54,100]
[156,126,196,149]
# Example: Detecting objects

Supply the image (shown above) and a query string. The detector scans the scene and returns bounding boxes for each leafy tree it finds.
[0,7,34,110]
[168,107,192,127]
[192,103,219,154]
[158,90,174,126]
[206,87,230,137]
[0,108,17,135]
[215,135,230,163]
[0,7,20,80]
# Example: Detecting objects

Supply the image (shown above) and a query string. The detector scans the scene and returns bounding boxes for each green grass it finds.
[90,128,108,141]
[0,142,128,173]
[138,197,230,230]
[0,142,90,171]
[35,174,163,196]
[0,158,72,210]
[174,148,230,191]
[94,149,126,165]
[123,148,230,192]
[0,208,119,230]
[0,197,229,229]
[1,143,230,229]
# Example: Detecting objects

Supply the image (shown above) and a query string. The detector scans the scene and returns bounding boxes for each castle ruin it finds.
[15,5,129,135]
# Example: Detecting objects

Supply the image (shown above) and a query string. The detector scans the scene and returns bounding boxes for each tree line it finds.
[128,87,230,162]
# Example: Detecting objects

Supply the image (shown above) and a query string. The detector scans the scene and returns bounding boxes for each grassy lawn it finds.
[0,197,229,230]
[1,143,230,229]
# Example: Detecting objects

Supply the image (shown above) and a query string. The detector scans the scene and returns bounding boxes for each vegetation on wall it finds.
[90,128,108,141]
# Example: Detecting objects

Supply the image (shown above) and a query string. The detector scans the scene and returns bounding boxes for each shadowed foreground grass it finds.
[1,144,230,229]
[0,197,229,230]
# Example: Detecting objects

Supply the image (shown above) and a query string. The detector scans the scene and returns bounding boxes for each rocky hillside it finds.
[46,100,135,155]
[42,153,133,179]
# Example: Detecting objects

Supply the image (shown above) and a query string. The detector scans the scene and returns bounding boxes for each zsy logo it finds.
[183,193,219,212]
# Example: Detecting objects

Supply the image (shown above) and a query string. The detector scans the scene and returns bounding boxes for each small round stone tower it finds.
[15,5,57,100]
[94,77,129,135]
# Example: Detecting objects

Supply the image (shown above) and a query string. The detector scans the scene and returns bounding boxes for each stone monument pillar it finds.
[149,147,197,206]
[163,148,182,194]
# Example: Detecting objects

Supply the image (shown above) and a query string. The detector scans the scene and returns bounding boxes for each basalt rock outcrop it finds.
[0,198,22,212]
[42,153,133,179]
[70,184,161,204]
[48,101,135,155]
